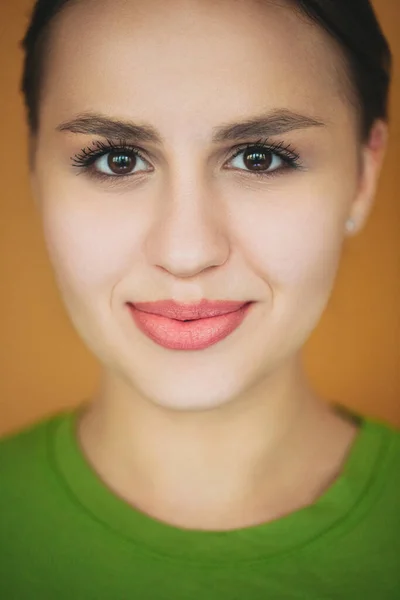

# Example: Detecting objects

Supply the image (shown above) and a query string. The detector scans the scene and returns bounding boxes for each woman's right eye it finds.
[72,144,153,179]
[93,150,152,177]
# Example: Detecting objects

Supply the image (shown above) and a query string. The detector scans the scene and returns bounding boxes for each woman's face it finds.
[31,0,377,410]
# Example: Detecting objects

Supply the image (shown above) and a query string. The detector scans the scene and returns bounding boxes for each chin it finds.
[152,395,233,413]
[126,366,249,413]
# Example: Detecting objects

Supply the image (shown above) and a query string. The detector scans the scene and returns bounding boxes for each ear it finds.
[346,119,389,236]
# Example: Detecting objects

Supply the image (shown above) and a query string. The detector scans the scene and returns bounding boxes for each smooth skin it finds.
[30,0,388,530]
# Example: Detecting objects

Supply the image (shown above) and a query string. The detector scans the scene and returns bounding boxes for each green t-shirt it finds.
[1,406,399,599]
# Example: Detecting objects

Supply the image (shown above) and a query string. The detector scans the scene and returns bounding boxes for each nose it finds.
[144,180,230,279]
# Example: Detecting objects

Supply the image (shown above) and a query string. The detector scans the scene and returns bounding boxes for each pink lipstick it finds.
[127,299,252,350]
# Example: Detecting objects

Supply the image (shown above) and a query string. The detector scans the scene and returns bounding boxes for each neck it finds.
[76,359,358,530]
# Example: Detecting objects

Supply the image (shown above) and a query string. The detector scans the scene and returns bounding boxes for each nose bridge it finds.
[144,173,230,278]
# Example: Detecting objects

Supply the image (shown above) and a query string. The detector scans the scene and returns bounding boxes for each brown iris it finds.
[243,148,273,171]
[107,152,136,175]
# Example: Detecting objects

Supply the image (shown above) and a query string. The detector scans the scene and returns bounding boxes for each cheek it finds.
[230,184,348,293]
[39,191,148,298]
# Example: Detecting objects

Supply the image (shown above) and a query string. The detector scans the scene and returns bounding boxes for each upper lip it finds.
[129,299,250,321]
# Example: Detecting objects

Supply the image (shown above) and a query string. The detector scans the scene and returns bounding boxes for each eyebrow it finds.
[56,109,326,144]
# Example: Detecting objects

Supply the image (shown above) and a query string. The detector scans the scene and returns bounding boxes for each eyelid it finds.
[228,138,299,159]
[71,139,152,165]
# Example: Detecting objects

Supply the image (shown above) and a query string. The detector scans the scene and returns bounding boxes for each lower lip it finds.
[127,303,252,350]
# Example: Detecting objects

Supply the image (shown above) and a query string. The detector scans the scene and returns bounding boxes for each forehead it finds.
[39,0,349,137]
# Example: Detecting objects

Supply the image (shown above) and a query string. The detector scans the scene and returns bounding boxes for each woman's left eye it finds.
[226,145,289,175]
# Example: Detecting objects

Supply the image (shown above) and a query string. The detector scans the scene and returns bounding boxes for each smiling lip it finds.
[127,299,253,350]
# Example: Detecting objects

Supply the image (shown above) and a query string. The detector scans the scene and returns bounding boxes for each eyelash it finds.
[71,137,303,182]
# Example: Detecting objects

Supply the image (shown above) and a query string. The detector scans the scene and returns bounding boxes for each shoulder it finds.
[362,414,400,478]
[360,415,400,518]
[367,414,400,460]
[0,411,69,493]
[0,411,65,454]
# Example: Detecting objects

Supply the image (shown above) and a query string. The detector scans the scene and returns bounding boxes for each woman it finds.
[1,0,399,597]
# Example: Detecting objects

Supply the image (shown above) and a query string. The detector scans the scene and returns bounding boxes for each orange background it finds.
[0,0,399,436]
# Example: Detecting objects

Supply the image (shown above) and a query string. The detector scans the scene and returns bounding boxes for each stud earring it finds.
[345,218,356,233]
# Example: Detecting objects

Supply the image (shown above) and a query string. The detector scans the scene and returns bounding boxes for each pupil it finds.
[108,152,135,174]
[244,149,272,171]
